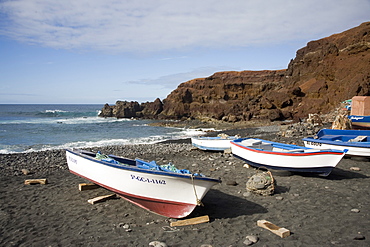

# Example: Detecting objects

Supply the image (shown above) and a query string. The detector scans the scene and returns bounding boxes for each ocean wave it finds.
[0,136,171,154]
[36,109,100,118]
[0,116,132,125]
[0,127,213,154]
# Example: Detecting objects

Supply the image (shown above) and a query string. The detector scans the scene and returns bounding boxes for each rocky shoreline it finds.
[1,125,369,246]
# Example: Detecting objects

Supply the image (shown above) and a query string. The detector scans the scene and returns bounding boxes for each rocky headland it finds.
[99,22,370,125]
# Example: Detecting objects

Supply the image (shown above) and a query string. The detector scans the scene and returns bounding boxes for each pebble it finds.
[21,169,30,175]
[276,196,284,200]
[350,167,361,171]
[243,191,252,197]
[243,239,253,246]
[351,208,360,213]
[149,241,168,247]
[245,235,259,243]
[118,223,130,229]
[353,234,365,240]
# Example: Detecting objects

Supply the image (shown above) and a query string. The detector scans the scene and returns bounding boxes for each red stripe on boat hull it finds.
[70,170,196,218]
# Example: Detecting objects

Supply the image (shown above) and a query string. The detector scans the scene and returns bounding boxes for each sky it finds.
[0,0,369,104]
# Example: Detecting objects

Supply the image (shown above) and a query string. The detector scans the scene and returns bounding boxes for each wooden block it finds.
[170,215,209,227]
[24,179,48,185]
[79,183,100,191]
[88,194,117,204]
[257,220,290,238]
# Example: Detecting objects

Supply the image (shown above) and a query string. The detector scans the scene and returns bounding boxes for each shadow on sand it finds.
[188,189,267,220]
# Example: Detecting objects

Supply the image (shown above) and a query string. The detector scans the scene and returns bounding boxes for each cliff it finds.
[99,22,370,122]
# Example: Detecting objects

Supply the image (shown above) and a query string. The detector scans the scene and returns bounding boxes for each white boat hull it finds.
[231,138,346,176]
[66,149,220,218]
[191,136,236,151]
[302,128,370,157]
[303,140,370,157]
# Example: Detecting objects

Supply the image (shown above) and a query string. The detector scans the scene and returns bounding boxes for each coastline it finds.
[1,126,369,246]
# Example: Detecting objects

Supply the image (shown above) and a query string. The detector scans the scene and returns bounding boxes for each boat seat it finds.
[286,149,305,152]
[259,144,273,151]
[349,136,367,142]
[241,139,262,146]
[320,135,342,141]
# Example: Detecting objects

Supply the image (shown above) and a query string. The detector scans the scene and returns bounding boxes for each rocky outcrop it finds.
[99,98,164,119]
[159,70,287,121]
[100,22,370,122]
[140,98,164,119]
[99,101,144,118]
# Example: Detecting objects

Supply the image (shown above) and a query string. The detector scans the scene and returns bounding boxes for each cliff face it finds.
[100,22,370,122]
[284,21,370,118]
[159,70,288,121]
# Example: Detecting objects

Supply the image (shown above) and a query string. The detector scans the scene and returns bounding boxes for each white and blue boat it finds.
[348,115,370,129]
[66,149,220,218]
[303,128,370,157]
[191,134,239,151]
[230,138,347,176]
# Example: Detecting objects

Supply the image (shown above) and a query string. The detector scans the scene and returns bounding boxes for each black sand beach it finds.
[1,127,369,246]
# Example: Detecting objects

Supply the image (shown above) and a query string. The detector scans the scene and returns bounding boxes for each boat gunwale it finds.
[66,149,221,183]
[192,136,238,140]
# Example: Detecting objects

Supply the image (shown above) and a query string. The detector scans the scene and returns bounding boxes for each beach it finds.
[1,127,369,247]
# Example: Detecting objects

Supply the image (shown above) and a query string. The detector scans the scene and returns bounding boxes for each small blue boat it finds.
[348,115,370,129]
[303,128,370,157]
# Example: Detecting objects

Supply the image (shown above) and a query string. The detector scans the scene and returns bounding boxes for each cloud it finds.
[0,0,369,53]
[124,66,235,89]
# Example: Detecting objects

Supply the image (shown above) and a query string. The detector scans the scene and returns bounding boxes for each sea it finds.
[0,104,210,154]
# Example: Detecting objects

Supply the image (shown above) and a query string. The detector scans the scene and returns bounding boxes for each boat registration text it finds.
[305,141,322,146]
[131,174,166,185]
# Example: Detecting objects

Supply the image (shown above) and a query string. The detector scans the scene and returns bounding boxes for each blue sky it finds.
[0,0,369,104]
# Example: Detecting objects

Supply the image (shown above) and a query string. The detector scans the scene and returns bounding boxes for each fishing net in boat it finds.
[95,151,123,165]
[246,170,275,196]
[135,159,201,175]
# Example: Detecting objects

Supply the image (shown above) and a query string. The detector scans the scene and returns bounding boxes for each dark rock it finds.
[140,98,163,118]
[114,101,143,118]
[99,103,113,117]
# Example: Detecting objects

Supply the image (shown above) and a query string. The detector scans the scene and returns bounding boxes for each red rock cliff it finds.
[100,22,370,122]
[159,22,370,121]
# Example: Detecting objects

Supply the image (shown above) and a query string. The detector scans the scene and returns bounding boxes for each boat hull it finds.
[191,137,235,151]
[348,115,370,129]
[231,138,346,176]
[302,129,370,157]
[66,149,220,218]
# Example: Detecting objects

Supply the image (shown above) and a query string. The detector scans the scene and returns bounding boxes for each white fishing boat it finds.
[191,134,239,151]
[66,149,221,218]
[303,128,370,157]
[230,138,347,176]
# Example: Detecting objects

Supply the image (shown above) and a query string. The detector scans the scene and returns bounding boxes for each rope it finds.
[191,174,203,206]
